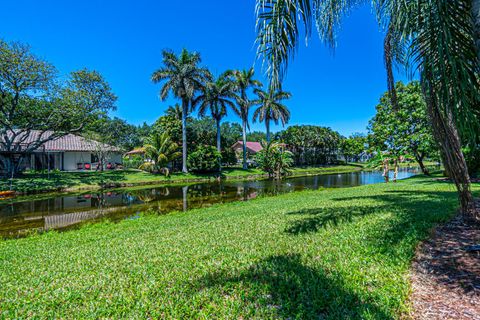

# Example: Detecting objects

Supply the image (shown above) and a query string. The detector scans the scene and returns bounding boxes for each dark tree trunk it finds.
[181,99,188,173]
[425,93,478,221]
[414,152,430,175]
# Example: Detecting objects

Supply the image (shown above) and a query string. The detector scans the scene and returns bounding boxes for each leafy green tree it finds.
[87,117,142,151]
[139,132,181,176]
[187,145,222,173]
[341,133,368,163]
[226,68,262,169]
[247,131,267,142]
[153,113,185,146]
[368,81,437,175]
[151,49,211,173]
[187,117,217,150]
[193,75,236,158]
[0,40,116,175]
[278,125,342,166]
[255,0,480,218]
[253,88,291,142]
[255,141,294,178]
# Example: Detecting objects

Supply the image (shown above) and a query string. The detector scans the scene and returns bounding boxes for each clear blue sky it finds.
[0,0,408,136]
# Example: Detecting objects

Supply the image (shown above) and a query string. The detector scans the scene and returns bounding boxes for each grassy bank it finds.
[0,165,362,194]
[0,176,475,318]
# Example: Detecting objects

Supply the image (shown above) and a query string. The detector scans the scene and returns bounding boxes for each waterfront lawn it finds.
[0,165,362,194]
[0,175,474,319]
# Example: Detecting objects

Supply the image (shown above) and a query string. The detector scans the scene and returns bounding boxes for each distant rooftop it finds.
[232,141,263,153]
[1,130,121,152]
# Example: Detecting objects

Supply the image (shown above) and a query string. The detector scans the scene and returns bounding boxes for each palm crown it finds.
[253,88,291,142]
[193,76,236,122]
[140,132,181,175]
[152,49,211,101]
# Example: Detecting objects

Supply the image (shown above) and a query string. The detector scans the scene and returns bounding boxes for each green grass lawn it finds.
[0,176,474,319]
[1,165,362,194]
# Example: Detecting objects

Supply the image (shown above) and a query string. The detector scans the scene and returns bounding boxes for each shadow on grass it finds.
[192,254,391,319]
[285,206,377,235]
[285,188,461,266]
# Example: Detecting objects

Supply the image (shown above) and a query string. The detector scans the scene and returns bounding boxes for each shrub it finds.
[255,141,293,178]
[123,155,144,169]
[188,145,222,173]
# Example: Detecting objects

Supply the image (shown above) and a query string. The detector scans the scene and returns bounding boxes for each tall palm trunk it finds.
[265,118,271,143]
[181,98,188,173]
[242,119,248,169]
[425,87,478,221]
[216,118,222,171]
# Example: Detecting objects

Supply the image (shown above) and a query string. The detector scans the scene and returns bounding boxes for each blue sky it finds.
[0,0,407,136]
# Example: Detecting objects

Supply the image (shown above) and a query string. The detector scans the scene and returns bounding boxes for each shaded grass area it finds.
[0,176,476,318]
[0,165,362,194]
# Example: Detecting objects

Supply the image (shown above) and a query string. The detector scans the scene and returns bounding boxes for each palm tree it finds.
[253,88,291,142]
[165,104,183,120]
[192,76,236,155]
[255,0,480,219]
[151,49,211,173]
[227,68,262,169]
[139,132,182,176]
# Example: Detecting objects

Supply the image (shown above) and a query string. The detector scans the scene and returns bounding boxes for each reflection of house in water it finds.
[0,192,136,236]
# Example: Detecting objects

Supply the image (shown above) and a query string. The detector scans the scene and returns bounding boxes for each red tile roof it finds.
[232,141,263,153]
[3,130,121,152]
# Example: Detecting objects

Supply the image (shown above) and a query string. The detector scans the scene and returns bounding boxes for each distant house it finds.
[231,141,263,155]
[0,130,123,172]
[125,148,145,158]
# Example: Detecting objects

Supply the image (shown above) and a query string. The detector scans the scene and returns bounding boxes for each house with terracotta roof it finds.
[231,141,263,155]
[0,130,123,172]
[231,141,264,165]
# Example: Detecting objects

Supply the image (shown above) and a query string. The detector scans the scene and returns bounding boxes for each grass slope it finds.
[1,165,361,194]
[0,176,472,319]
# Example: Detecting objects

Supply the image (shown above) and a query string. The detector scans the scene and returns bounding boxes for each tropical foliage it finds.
[187,145,222,173]
[139,133,181,176]
[368,81,437,175]
[255,0,480,218]
[253,88,291,142]
[193,75,236,156]
[152,49,212,173]
[277,125,342,166]
[226,68,262,169]
[341,133,368,163]
[255,141,293,178]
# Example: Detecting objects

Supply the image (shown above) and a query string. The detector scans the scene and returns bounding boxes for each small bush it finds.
[188,145,222,173]
[123,155,144,169]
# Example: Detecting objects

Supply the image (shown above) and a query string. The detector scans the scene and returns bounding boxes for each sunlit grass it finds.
[0,176,475,318]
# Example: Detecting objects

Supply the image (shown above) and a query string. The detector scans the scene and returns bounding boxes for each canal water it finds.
[0,169,418,238]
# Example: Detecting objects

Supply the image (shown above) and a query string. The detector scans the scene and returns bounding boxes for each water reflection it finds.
[0,168,418,238]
